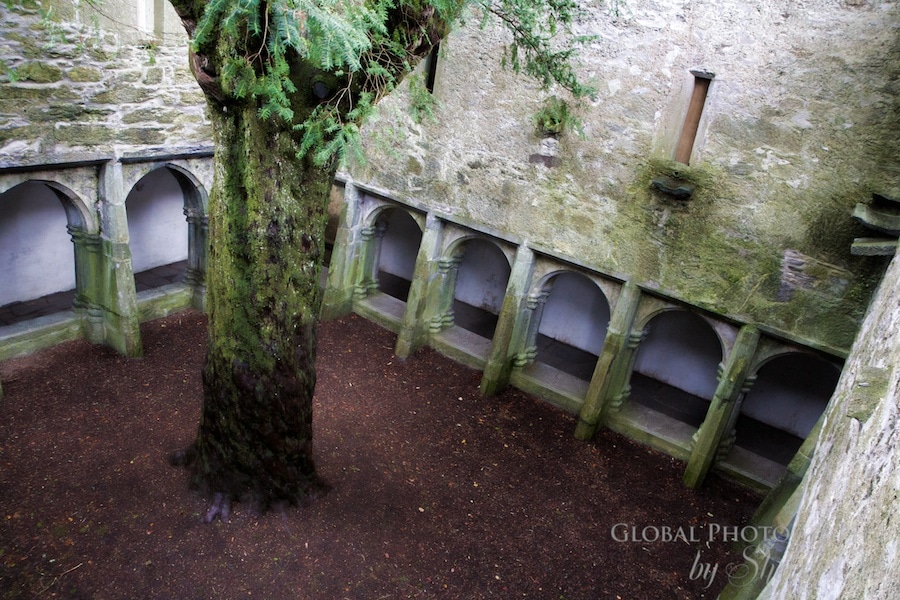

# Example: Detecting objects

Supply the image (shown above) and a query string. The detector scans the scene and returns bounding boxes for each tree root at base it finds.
[204,492,232,523]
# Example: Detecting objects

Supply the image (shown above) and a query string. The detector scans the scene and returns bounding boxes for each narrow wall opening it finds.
[0,182,77,326]
[125,167,189,292]
[673,70,714,165]
[423,42,440,94]
[534,272,609,381]
[630,310,722,428]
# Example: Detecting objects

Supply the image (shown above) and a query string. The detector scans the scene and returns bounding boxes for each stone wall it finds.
[352,0,900,354]
[1,2,898,593]
[2,0,897,354]
[0,0,210,161]
[756,246,900,598]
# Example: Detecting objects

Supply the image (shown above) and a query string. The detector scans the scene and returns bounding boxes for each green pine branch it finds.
[179,0,596,167]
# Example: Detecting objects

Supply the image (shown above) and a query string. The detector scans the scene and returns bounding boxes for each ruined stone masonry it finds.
[1,1,899,598]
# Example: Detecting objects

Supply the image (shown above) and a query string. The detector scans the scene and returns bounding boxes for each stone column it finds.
[481,245,535,396]
[682,324,760,488]
[426,254,464,335]
[97,160,142,357]
[717,417,829,599]
[69,224,105,344]
[575,280,642,440]
[353,220,387,300]
[349,225,378,301]
[183,205,208,310]
[750,412,825,532]
[712,372,758,464]
[396,213,443,358]
[511,288,550,372]
[321,182,364,319]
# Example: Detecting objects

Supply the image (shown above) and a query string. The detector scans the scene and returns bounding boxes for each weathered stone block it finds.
[30,104,112,123]
[143,67,163,85]
[4,31,41,59]
[67,66,103,82]
[179,90,206,106]
[118,128,167,145]
[121,107,179,125]
[54,124,116,145]
[0,85,78,103]
[0,124,42,144]
[91,86,150,105]
[0,85,54,102]
[17,61,63,83]
[111,70,142,85]
[6,0,40,15]
[86,47,116,62]
[173,67,197,86]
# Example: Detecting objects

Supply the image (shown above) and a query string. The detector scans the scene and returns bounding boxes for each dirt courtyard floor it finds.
[1,311,762,599]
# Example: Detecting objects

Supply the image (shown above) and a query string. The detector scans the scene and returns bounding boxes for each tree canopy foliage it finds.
[172,0,596,166]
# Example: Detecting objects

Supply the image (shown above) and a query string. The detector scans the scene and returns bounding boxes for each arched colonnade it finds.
[0,164,844,492]
[0,152,212,361]
[323,179,844,492]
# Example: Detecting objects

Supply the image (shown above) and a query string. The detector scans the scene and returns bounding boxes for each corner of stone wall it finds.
[751,247,900,598]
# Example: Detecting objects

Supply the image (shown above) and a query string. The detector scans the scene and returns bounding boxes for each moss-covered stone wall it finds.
[352,0,900,353]
[2,0,898,355]
[0,0,210,161]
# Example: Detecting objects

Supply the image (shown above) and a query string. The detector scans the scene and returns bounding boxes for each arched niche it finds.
[371,206,423,302]
[532,270,611,381]
[0,180,90,322]
[630,309,724,427]
[448,236,512,339]
[734,352,841,464]
[0,173,99,234]
[125,164,208,292]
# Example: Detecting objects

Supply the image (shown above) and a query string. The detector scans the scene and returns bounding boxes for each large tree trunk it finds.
[165,0,450,518]
[188,102,334,510]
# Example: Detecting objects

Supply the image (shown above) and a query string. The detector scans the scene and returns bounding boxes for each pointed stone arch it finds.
[0,171,99,235]
[368,205,425,302]
[734,351,841,465]
[0,179,94,316]
[422,233,514,369]
[0,173,141,359]
[604,306,726,461]
[124,162,209,310]
[443,235,512,339]
[632,308,725,415]
[348,202,429,332]
[523,269,611,381]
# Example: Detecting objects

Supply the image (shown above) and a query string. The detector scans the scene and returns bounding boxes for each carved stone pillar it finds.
[427,253,464,333]
[575,281,642,440]
[396,213,442,358]
[68,225,105,344]
[322,181,363,320]
[683,325,760,488]
[512,288,550,370]
[183,205,208,310]
[481,245,535,396]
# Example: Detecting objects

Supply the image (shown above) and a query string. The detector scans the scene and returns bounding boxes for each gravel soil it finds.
[0,310,760,599]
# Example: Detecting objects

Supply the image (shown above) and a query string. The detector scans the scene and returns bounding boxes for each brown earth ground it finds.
[0,311,761,599]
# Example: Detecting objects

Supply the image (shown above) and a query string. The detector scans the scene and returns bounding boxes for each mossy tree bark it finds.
[167,0,448,516]
[167,0,589,517]
[191,104,334,510]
